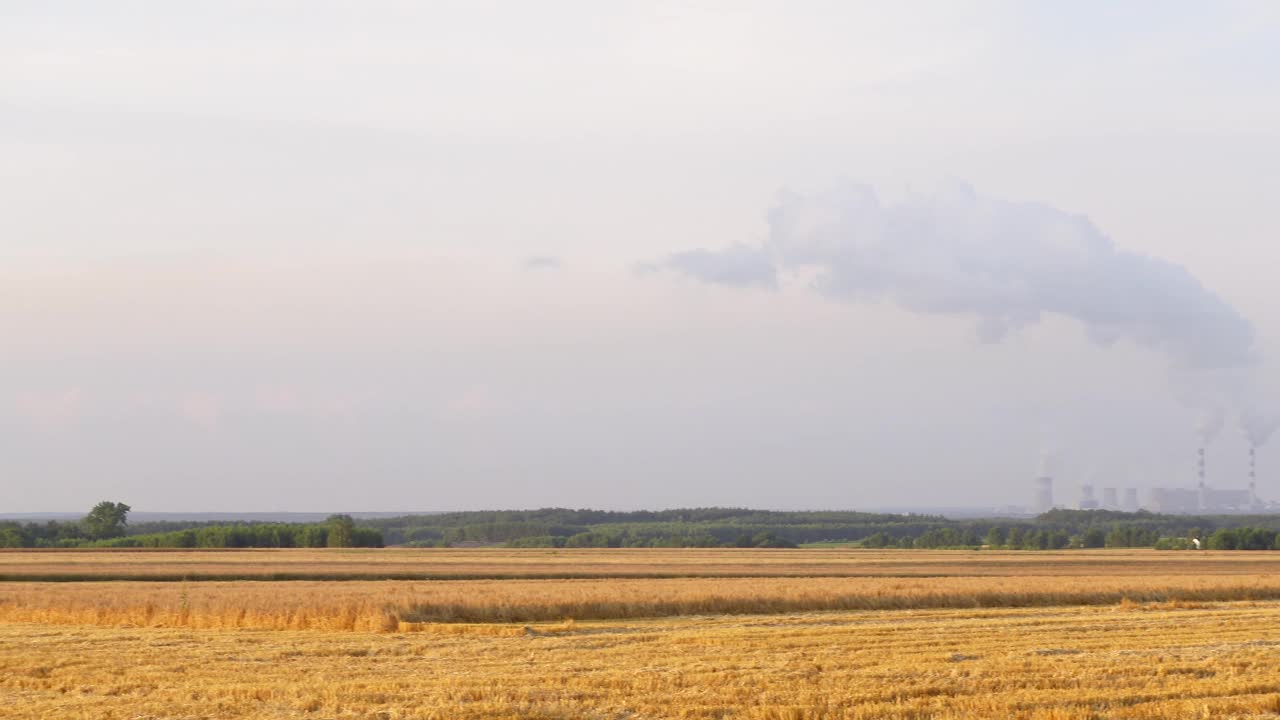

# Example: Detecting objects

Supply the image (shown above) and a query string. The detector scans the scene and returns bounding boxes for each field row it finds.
[7,574,1280,631]
[5,547,1280,581]
[5,602,1280,719]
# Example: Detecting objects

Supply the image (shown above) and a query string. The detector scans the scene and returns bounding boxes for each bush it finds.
[860,532,892,548]
[1081,528,1106,548]
[506,536,566,548]
[750,532,797,549]
[565,532,618,548]
[1154,536,1194,550]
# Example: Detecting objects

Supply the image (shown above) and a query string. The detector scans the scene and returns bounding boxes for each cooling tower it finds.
[1078,483,1099,510]
[1034,476,1054,513]
[1102,487,1118,509]
[1122,487,1139,511]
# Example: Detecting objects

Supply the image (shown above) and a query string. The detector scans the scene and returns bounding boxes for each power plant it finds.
[1031,442,1271,514]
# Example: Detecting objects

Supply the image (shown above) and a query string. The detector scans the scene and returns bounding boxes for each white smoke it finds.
[1239,408,1280,448]
[656,179,1256,370]
[647,243,777,289]
[1037,447,1060,477]
[654,179,1265,441]
[1196,409,1226,446]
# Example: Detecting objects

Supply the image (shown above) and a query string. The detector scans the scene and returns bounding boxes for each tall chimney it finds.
[1250,445,1257,496]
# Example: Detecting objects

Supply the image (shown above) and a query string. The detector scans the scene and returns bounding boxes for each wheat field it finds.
[5,603,1280,719]
[7,574,1280,631]
[6,547,1280,580]
[4,549,1280,718]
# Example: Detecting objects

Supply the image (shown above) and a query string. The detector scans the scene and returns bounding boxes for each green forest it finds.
[0,503,382,549]
[5,504,1280,550]
[361,507,1280,550]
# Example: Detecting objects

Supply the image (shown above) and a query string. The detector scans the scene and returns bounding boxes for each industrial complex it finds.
[1033,445,1270,514]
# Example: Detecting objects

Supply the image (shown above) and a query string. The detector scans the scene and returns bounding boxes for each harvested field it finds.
[5,549,1280,718]
[5,602,1280,719]
[6,574,1280,631]
[5,547,1280,581]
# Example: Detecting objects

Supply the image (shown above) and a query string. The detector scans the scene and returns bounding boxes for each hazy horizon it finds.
[5,2,1280,513]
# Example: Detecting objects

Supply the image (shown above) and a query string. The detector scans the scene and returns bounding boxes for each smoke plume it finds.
[656,179,1256,371]
[653,244,777,289]
[1197,409,1226,446]
[1240,409,1280,448]
[654,179,1276,448]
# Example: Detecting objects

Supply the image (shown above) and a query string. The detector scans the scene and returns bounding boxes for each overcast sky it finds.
[4,1,1280,512]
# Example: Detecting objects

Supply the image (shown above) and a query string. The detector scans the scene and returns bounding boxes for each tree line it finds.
[6,504,1280,551]
[0,502,382,549]
[362,507,1280,550]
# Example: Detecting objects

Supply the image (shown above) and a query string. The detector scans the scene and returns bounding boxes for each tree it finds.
[1206,529,1238,550]
[750,531,797,549]
[83,501,131,540]
[0,525,29,548]
[861,532,892,548]
[327,514,356,548]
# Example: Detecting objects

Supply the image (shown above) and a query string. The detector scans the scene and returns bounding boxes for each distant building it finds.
[1147,485,1261,513]
[1148,487,1200,514]
[1199,487,1256,512]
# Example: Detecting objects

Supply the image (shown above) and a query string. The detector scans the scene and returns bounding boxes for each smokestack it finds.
[1198,447,1206,489]
[1250,445,1257,496]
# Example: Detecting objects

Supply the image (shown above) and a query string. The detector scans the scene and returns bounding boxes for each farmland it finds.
[4,549,1280,718]
[7,547,1280,581]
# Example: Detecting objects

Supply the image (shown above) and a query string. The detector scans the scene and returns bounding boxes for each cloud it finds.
[649,243,777,289]
[441,384,507,422]
[178,392,224,429]
[522,255,562,271]
[654,179,1255,371]
[13,389,84,431]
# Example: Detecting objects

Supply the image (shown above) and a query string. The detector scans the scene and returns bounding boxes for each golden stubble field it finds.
[4,549,1280,719]
[7,547,1280,580]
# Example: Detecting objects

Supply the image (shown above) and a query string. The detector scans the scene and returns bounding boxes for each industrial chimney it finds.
[1249,445,1257,497]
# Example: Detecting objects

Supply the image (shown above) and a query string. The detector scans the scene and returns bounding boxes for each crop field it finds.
[4,549,1280,719]
[7,547,1280,580]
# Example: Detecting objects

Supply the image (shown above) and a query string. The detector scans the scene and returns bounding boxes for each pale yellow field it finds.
[7,547,1280,580]
[4,603,1280,719]
[4,549,1280,719]
[7,574,1280,631]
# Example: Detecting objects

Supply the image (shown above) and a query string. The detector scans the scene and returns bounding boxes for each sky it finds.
[4,1,1280,512]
